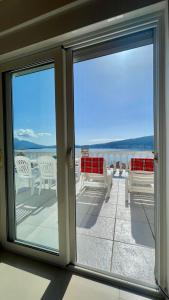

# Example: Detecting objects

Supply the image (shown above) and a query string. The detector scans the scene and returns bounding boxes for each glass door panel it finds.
[73,33,155,287]
[10,64,59,252]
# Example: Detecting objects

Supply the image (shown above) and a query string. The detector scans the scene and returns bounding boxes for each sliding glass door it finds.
[11,64,59,250]
[73,30,156,287]
[4,49,69,264]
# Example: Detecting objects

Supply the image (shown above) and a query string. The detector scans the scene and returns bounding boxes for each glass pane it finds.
[12,64,59,251]
[74,43,155,286]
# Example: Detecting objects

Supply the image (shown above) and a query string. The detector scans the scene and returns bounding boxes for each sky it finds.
[12,44,153,146]
[13,66,56,146]
[74,44,153,145]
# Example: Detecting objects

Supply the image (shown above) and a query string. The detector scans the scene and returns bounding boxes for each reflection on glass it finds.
[12,64,59,251]
[74,44,155,286]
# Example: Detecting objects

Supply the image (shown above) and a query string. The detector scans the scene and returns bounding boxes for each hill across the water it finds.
[76,136,153,151]
[14,135,153,151]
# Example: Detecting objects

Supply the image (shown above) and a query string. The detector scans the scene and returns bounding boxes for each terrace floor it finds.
[15,170,155,287]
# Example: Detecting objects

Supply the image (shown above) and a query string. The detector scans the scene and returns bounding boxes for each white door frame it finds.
[65,9,166,293]
[0,47,70,266]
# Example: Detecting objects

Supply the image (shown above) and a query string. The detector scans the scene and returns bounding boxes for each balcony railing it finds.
[15,149,153,170]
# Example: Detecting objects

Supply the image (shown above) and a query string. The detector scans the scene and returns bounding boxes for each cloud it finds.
[14,129,51,139]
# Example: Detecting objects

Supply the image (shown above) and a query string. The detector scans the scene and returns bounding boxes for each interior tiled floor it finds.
[0,251,160,300]
[16,171,155,287]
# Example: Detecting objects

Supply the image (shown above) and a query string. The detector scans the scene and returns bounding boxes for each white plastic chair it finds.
[15,156,35,195]
[37,156,57,195]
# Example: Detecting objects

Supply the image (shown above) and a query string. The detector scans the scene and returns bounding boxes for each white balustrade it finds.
[86,150,153,170]
[15,149,153,171]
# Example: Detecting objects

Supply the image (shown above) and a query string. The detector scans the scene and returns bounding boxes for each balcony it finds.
[14,150,155,287]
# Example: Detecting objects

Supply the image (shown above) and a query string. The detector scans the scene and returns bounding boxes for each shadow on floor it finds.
[16,188,57,225]
[129,193,155,248]
[0,250,72,300]
[76,186,106,228]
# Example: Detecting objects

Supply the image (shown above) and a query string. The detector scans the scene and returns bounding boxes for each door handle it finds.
[67,147,74,168]
[153,152,158,162]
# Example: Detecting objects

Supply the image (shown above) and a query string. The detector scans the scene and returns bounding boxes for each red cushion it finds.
[81,157,104,174]
[131,158,154,171]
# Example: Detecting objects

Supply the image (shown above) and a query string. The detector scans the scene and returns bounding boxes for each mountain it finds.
[14,138,47,150]
[14,135,154,151]
[76,136,153,150]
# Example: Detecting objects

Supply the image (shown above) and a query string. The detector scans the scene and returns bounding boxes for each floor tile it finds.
[111,242,155,285]
[77,215,115,240]
[77,234,113,272]
[119,289,155,300]
[116,204,147,222]
[63,275,120,300]
[114,219,154,248]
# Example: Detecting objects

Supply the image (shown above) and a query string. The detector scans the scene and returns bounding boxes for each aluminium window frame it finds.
[72,29,155,288]
[65,10,166,297]
[0,47,70,267]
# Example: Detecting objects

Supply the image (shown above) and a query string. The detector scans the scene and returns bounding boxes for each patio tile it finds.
[150,222,155,237]
[99,203,117,218]
[39,211,58,228]
[117,197,127,206]
[111,185,119,192]
[17,223,37,240]
[118,186,125,193]
[22,203,58,227]
[143,206,154,225]
[118,193,126,199]
[112,178,119,185]
[116,204,147,222]
[77,234,113,272]
[108,194,118,205]
[114,219,154,248]
[76,201,116,219]
[77,215,115,240]
[76,201,103,219]
[24,226,59,250]
[111,242,155,285]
